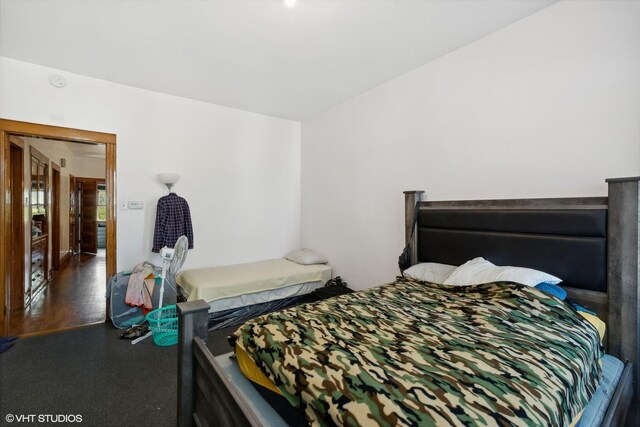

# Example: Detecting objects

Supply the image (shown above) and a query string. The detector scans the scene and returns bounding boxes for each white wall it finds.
[0,57,301,271]
[301,1,640,290]
[71,157,106,180]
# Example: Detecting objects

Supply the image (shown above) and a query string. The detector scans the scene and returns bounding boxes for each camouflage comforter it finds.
[234,277,603,427]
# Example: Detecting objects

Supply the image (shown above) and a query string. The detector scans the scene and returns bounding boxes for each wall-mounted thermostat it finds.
[128,201,144,210]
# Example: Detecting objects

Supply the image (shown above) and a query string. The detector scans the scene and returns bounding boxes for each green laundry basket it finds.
[146,304,179,346]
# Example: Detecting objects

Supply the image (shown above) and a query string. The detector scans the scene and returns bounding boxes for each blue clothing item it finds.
[535,282,567,300]
[152,193,194,253]
[0,340,15,354]
[573,303,597,316]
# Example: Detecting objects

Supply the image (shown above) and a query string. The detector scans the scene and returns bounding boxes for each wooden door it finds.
[9,139,24,312]
[80,180,98,254]
[69,174,76,254]
[51,163,61,269]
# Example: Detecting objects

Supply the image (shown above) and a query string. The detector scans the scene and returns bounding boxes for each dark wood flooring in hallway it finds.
[9,250,106,337]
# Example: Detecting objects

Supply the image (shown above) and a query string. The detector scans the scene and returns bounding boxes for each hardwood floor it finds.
[9,250,106,337]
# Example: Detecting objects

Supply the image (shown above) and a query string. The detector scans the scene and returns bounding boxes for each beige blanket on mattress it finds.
[176,259,331,302]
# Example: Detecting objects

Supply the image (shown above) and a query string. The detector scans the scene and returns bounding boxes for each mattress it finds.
[576,354,625,427]
[206,281,324,312]
[176,258,332,303]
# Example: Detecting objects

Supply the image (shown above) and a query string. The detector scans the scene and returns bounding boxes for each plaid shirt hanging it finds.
[152,193,194,252]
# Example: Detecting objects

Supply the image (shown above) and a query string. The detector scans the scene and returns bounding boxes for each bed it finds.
[176,258,332,328]
[176,176,639,426]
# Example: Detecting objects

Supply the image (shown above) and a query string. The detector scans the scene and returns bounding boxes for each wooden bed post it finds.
[606,176,640,422]
[177,300,210,427]
[404,190,425,267]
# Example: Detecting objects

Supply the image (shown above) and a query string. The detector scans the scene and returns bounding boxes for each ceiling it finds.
[27,137,106,159]
[0,0,555,121]
[62,141,106,159]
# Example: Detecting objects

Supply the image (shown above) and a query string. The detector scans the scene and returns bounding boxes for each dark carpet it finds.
[0,323,238,427]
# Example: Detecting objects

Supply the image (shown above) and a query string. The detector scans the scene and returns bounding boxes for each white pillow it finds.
[285,248,328,265]
[403,263,457,284]
[443,257,561,287]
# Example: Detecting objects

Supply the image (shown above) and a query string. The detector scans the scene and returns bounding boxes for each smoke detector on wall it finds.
[48,74,67,88]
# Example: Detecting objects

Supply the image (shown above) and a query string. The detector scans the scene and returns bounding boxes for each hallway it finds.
[9,250,106,337]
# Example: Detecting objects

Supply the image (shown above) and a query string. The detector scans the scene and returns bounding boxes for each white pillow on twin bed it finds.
[443,257,562,287]
[285,248,329,265]
[403,263,457,284]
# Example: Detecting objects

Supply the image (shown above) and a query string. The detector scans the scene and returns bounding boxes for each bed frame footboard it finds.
[177,300,262,427]
[192,337,263,427]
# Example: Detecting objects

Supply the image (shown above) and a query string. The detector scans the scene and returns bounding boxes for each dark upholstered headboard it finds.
[415,206,608,292]
[404,179,640,422]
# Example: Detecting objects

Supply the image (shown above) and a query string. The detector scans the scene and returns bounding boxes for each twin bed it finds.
[176,176,639,427]
[175,249,332,331]
[177,258,331,313]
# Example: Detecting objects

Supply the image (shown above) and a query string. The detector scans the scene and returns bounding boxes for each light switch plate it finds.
[119,202,128,211]
[128,201,144,210]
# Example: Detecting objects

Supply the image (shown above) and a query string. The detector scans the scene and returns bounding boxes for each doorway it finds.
[0,119,116,337]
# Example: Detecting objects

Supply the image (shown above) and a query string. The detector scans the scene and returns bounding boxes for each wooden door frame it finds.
[0,119,116,335]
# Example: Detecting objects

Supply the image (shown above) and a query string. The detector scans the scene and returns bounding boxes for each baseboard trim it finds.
[16,320,106,339]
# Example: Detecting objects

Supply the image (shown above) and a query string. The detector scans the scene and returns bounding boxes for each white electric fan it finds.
[158,235,189,310]
[132,235,189,345]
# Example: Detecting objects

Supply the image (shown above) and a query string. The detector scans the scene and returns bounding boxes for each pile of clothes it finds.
[108,262,177,331]
[124,262,159,314]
